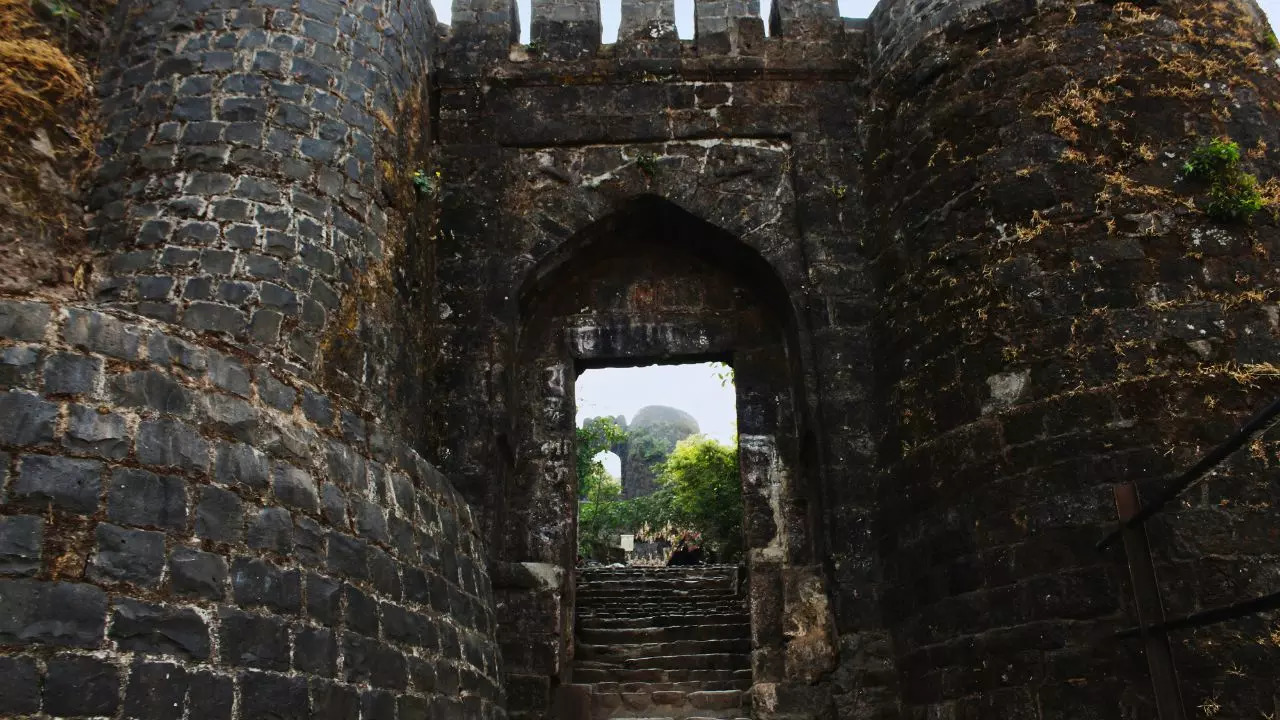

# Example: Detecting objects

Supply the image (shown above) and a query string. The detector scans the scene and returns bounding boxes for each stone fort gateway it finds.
[1,0,1280,716]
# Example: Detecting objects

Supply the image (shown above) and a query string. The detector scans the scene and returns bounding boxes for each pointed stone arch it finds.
[494,194,837,716]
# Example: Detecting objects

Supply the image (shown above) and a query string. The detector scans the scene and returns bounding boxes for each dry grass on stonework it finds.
[0,0,87,148]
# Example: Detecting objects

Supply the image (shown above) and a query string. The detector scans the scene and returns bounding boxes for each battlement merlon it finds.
[448,0,520,64]
[618,0,680,66]
[693,0,764,55]
[770,0,841,36]
[533,0,602,59]
[444,0,857,72]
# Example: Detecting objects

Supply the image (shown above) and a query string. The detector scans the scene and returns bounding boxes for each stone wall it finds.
[1,0,1279,716]
[89,0,440,429]
[0,300,504,718]
[863,0,1280,717]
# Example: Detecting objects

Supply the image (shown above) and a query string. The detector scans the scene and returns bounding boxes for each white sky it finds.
[429,0,1280,41]
[577,363,737,477]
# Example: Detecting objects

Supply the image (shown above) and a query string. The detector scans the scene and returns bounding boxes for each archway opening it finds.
[497,195,829,717]
[575,361,740,566]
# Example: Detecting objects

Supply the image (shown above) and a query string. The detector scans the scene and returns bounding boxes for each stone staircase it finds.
[569,565,752,720]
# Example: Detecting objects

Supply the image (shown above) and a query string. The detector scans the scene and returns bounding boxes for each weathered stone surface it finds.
[43,655,121,716]
[65,405,130,459]
[169,546,228,599]
[0,580,107,647]
[11,455,103,513]
[0,655,40,713]
[108,468,188,530]
[0,515,42,577]
[89,524,165,586]
[109,598,211,659]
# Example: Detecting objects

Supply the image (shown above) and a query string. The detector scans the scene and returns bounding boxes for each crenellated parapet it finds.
[90,0,439,373]
[442,0,857,81]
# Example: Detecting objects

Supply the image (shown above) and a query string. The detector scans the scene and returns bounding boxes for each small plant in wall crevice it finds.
[634,152,660,178]
[412,168,440,197]
[1181,138,1265,223]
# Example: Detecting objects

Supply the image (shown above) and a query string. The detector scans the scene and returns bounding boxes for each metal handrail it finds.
[1096,397,1280,552]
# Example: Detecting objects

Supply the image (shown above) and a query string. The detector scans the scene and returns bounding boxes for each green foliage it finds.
[1181,138,1265,223]
[1182,138,1240,180]
[1264,30,1279,51]
[33,0,80,23]
[710,361,734,388]
[576,417,625,498]
[1204,172,1264,222]
[658,436,742,561]
[635,152,660,177]
[411,169,440,196]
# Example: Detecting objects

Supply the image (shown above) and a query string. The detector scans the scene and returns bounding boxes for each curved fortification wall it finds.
[0,301,504,718]
[89,0,436,376]
[864,0,1280,717]
[0,0,505,715]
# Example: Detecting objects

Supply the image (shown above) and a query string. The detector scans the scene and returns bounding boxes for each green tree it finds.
[576,417,625,498]
[576,417,626,559]
[658,436,743,561]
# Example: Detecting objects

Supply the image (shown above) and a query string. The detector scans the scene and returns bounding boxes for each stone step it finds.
[578,623,751,643]
[576,589,737,599]
[577,653,750,672]
[579,600,745,613]
[584,680,752,694]
[572,667,753,684]
[576,638,752,661]
[591,688,749,720]
[578,578,735,590]
[579,613,750,630]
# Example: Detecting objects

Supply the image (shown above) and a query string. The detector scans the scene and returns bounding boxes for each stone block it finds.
[273,462,319,511]
[137,418,210,472]
[43,655,121,716]
[231,556,301,612]
[247,506,294,554]
[195,485,245,542]
[110,369,192,414]
[64,309,142,359]
[169,546,228,599]
[240,670,309,720]
[306,572,341,625]
[342,632,408,690]
[294,625,337,676]
[0,391,58,446]
[0,300,51,341]
[12,454,103,513]
[65,404,130,459]
[122,660,188,719]
[219,607,290,670]
[208,351,252,397]
[0,345,39,388]
[0,515,42,576]
[0,656,39,713]
[215,442,270,489]
[257,370,297,410]
[182,301,248,336]
[108,468,188,530]
[188,671,235,720]
[311,679,360,720]
[109,598,210,659]
[345,583,380,635]
[89,523,165,587]
[0,579,107,647]
[43,352,102,395]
